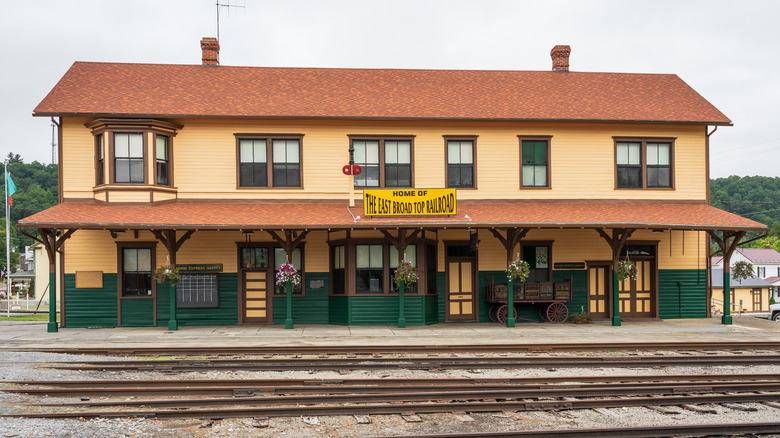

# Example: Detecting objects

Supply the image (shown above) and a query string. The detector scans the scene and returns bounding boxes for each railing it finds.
[711,297,749,315]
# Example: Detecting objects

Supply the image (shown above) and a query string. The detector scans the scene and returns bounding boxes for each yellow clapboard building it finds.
[20,41,766,330]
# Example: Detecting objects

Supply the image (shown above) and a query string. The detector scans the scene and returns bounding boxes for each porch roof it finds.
[18,201,767,232]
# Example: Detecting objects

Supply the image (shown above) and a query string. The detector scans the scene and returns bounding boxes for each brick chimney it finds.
[201,37,220,66]
[550,45,571,72]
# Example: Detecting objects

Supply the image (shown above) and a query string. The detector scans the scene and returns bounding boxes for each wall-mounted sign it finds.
[176,264,223,273]
[363,189,456,216]
[553,262,586,270]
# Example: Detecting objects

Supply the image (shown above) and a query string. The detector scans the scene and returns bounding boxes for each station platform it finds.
[1,316,780,350]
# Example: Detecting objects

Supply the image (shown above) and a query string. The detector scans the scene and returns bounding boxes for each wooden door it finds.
[752,289,763,312]
[618,259,654,317]
[446,259,476,321]
[242,270,272,324]
[587,264,610,319]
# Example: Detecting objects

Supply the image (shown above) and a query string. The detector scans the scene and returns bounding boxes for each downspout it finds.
[705,125,717,317]
[51,117,62,204]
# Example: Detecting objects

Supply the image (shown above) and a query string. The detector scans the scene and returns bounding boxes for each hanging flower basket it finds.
[506,259,530,282]
[732,260,754,282]
[276,263,301,287]
[393,260,419,289]
[154,265,181,286]
[617,260,638,282]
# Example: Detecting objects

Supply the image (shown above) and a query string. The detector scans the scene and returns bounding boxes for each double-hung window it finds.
[155,135,170,185]
[237,135,303,188]
[615,138,673,189]
[121,247,153,296]
[331,245,346,295]
[114,133,145,183]
[520,137,550,188]
[446,138,475,188]
[355,244,384,294]
[351,137,413,188]
[96,134,104,185]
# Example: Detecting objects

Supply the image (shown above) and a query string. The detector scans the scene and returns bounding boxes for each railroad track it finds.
[10,341,780,355]
[3,373,780,420]
[37,353,780,372]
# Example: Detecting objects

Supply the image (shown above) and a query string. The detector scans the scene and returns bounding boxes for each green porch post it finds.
[722,268,732,325]
[167,283,178,330]
[398,280,406,328]
[47,271,57,333]
[285,281,293,329]
[612,269,621,327]
[506,278,515,327]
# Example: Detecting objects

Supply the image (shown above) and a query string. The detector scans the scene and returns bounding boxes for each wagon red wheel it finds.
[546,302,568,324]
[489,305,499,323]
[497,305,517,325]
[538,305,547,322]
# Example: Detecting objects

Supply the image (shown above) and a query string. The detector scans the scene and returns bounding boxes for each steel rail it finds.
[11,341,780,355]
[363,422,780,438]
[34,382,780,408]
[43,354,780,371]
[4,392,780,420]
[8,372,777,388]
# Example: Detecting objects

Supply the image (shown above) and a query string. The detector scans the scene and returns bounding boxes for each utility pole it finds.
[4,161,9,318]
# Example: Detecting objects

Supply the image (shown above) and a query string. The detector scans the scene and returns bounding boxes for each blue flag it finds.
[6,173,16,206]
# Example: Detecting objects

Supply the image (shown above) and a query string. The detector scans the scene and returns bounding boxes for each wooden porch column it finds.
[489,228,530,327]
[151,230,195,330]
[596,228,634,327]
[268,229,309,329]
[34,228,75,333]
[707,230,746,325]
[381,228,420,328]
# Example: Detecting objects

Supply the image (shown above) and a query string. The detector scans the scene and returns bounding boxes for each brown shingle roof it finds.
[34,62,731,124]
[19,201,765,231]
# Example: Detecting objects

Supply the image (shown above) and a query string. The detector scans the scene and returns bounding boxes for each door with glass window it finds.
[618,258,654,317]
[446,257,476,321]
[240,247,272,324]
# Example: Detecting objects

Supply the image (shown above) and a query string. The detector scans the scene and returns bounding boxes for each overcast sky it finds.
[1,0,778,178]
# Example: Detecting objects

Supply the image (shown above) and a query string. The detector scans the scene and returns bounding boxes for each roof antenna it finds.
[216,1,245,42]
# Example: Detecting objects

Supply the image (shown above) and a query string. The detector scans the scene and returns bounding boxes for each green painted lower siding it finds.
[157,273,238,327]
[273,273,330,324]
[63,273,118,328]
[120,298,154,327]
[328,294,438,325]
[658,269,707,319]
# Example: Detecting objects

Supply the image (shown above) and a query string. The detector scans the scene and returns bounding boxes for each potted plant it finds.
[154,264,181,286]
[617,259,638,282]
[506,259,530,282]
[393,260,419,290]
[276,263,301,287]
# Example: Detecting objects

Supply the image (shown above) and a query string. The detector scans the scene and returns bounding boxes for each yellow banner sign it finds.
[363,189,456,216]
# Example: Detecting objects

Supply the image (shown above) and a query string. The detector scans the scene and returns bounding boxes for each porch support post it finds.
[151,229,195,331]
[596,228,634,327]
[707,230,746,325]
[33,228,75,333]
[381,228,420,328]
[267,229,310,329]
[489,228,529,327]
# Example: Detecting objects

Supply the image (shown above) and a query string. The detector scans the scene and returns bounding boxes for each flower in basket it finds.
[617,260,638,282]
[393,260,419,289]
[154,264,181,286]
[506,259,530,282]
[276,263,301,287]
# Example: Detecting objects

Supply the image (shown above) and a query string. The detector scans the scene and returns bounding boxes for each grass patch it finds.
[1,314,51,321]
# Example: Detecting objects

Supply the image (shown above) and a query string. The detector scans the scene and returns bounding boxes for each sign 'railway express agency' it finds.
[363,189,456,216]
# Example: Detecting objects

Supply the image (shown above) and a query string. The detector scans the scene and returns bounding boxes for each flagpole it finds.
[5,161,10,318]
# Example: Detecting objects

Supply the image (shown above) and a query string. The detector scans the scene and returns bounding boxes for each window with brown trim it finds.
[356,244,384,294]
[614,138,674,189]
[114,133,145,184]
[350,136,413,188]
[519,137,550,188]
[237,135,303,188]
[120,246,154,297]
[445,138,475,188]
[155,135,170,186]
[331,245,346,295]
[96,134,104,185]
[390,244,417,293]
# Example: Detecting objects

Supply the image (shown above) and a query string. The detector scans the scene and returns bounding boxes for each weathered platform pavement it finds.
[2,316,780,350]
